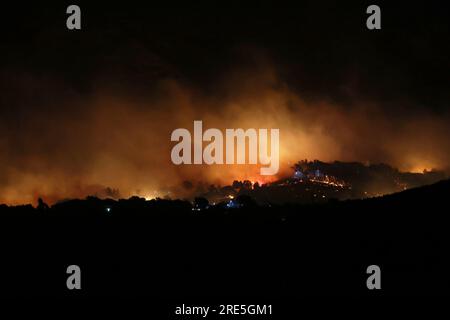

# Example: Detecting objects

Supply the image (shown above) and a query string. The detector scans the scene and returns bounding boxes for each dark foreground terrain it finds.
[0,180,449,300]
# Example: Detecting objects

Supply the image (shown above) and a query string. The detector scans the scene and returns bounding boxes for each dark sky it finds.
[1,1,449,109]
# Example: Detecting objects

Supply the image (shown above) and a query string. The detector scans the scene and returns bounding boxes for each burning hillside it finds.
[197,160,447,206]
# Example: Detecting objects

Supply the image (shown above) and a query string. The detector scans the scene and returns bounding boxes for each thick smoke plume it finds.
[1,60,449,205]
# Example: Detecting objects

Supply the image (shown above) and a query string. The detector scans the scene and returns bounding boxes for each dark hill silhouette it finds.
[200,160,447,205]
[0,179,448,297]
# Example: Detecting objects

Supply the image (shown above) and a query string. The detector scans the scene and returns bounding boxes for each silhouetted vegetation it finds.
[0,179,449,297]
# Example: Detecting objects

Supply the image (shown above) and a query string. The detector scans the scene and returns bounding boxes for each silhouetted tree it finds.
[232,180,243,189]
[37,198,49,211]
[242,180,252,190]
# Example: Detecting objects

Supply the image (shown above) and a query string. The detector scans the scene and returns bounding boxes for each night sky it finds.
[2,1,449,106]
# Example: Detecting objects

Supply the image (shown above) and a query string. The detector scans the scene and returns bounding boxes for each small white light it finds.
[106,207,111,213]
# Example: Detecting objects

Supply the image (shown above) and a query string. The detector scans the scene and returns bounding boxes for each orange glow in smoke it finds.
[0,66,449,205]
